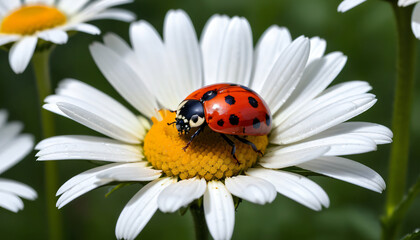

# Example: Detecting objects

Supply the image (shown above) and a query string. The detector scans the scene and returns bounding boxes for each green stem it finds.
[190,204,209,240]
[382,3,417,240]
[32,49,63,240]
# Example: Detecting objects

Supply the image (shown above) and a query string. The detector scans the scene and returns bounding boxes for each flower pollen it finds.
[144,111,268,181]
[0,5,67,35]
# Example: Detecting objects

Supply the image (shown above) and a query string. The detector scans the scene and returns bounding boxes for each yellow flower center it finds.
[0,5,67,35]
[144,111,268,181]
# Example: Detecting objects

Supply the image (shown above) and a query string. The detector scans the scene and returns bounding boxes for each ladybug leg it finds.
[233,136,263,156]
[220,134,239,164]
[182,125,205,151]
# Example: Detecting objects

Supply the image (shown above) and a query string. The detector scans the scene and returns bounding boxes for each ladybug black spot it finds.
[217,119,224,127]
[265,113,271,126]
[253,118,261,129]
[202,90,217,101]
[229,114,239,125]
[225,95,236,105]
[248,97,258,108]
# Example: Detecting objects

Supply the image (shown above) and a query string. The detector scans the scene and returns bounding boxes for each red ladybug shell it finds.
[185,83,272,136]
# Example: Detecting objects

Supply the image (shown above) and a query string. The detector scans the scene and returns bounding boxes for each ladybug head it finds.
[174,100,205,134]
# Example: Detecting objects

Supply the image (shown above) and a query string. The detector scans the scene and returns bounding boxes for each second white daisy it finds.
[0,0,135,73]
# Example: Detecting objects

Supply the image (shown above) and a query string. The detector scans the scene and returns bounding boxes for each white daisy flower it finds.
[36,10,392,240]
[338,0,420,39]
[0,109,37,212]
[0,0,135,74]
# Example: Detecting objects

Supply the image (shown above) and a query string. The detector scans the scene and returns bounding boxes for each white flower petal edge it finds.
[338,0,420,39]
[36,135,144,162]
[399,0,420,7]
[115,178,176,240]
[0,110,36,212]
[338,0,367,12]
[9,36,37,74]
[56,162,159,209]
[254,36,310,115]
[0,134,34,175]
[204,181,235,240]
[0,178,38,200]
[225,175,276,205]
[298,156,386,193]
[412,3,420,38]
[157,177,206,213]
[0,191,24,213]
[164,10,203,99]
[247,168,330,211]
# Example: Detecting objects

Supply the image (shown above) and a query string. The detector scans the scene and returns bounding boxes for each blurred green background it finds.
[1,0,419,239]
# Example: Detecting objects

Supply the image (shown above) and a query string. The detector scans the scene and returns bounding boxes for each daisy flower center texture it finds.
[0,5,66,35]
[144,111,268,181]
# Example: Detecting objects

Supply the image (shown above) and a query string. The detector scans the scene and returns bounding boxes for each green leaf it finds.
[401,229,420,240]
[389,176,420,224]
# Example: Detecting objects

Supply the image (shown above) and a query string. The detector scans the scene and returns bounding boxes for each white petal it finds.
[247,168,329,211]
[307,37,326,63]
[338,0,367,12]
[260,146,330,169]
[0,179,37,200]
[0,110,7,127]
[74,0,133,22]
[164,10,203,96]
[204,181,235,240]
[64,23,101,35]
[115,178,175,240]
[398,0,420,7]
[225,175,276,205]
[215,17,253,85]
[0,122,23,149]
[201,14,230,85]
[257,36,310,114]
[0,35,19,46]
[0,134,34,175]
[37,29,68,44]
[270,131,377,156]
[251,25,291,90]
[56,163,131,208]
[25,0,54,5]
[0,191,24,212]
[50,79,146,138]
[36,135,143,162]
[157,177,206,213]
[129,21,176,109]
[90,42,159,118]
[274,52,348,125]
[0,0,20,12]
[273,94,376,144]
[82,8,135,22]
[97,162,162,182]
[412,3,420,39]
[319,122,393,145]
[298,156,386,193]
[53,100,141,144]
[58,0,89,15]
[9,36,37,74]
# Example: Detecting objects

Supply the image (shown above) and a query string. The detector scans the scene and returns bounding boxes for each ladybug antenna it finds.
[167,121,176,126]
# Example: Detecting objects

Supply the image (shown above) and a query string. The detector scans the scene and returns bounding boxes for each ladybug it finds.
[169,83,272,162]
